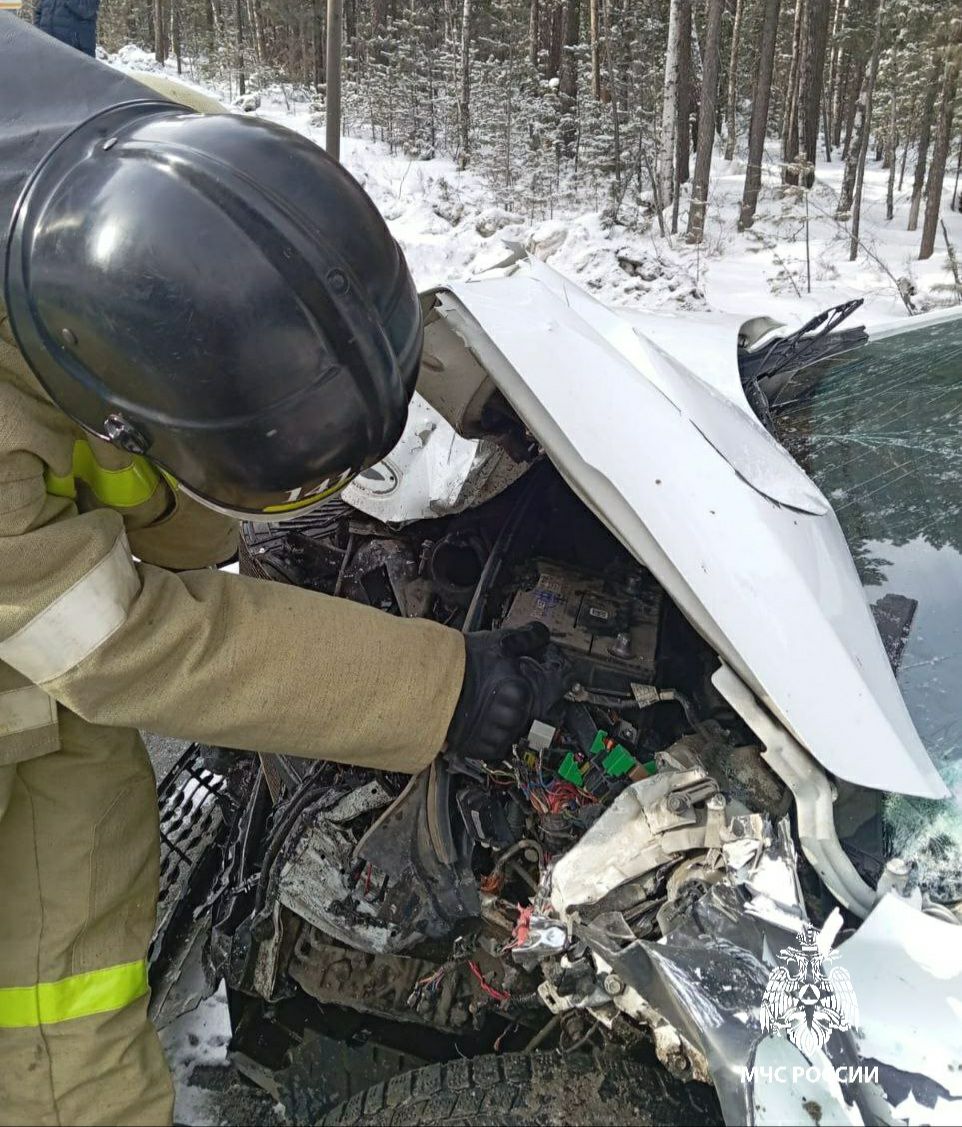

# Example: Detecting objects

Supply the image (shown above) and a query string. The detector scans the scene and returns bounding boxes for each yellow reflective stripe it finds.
[262,473,356,513]
[158,467,179,492]
[45,467,77,500]
[0,959,148,1029]
[45,440,162,509]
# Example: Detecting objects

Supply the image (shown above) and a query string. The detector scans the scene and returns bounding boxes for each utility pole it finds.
[325,0,343,162]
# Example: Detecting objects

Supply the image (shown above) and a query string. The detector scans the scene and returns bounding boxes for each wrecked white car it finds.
[155,260,962,1126]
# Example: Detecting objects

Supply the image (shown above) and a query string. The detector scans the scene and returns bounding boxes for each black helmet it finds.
[4,101,423,520]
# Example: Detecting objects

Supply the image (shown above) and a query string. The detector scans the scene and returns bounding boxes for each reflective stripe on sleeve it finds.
[0,960,148,1028]
[45,440,162,509]
[0,536,140,684]
[0,685,56,737]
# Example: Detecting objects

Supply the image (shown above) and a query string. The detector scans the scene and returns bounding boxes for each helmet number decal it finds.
[264,468,356,513]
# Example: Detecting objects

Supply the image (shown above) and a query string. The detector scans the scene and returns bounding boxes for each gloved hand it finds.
[445,622,571,762]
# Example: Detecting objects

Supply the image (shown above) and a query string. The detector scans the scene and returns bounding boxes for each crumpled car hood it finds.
[444,262,946,799]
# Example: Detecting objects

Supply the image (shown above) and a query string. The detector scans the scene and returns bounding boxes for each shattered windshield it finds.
[773,316,962,900]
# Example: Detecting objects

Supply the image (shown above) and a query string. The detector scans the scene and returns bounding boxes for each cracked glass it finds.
[773,316,962,900]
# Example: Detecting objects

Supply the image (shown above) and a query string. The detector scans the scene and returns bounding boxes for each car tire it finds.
[319,1050,722,1126]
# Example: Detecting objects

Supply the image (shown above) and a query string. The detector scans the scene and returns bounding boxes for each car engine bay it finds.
[197,460,830,1097]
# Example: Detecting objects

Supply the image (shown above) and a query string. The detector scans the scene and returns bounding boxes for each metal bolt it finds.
[61,327,78,346]
[103,413,149,455]
[886,857,911,877]
[327,268,349,295]
[666,794,686,813]
[603,974,624,996]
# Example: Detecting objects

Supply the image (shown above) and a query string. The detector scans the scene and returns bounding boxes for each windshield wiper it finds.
[738,299,868,429]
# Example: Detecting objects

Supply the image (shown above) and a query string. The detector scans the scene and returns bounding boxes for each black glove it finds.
[445,622,571,762]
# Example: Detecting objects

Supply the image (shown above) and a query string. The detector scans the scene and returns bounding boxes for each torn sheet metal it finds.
[578,855,960,1126]
[837,893,962,1122]
[713,663,877,918]
[343,391,526,523]
[549,767,720,919]
[516,259,827,514]
[444,269,946,798]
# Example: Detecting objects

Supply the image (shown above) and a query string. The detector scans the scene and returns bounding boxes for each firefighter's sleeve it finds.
[0,454,466,775]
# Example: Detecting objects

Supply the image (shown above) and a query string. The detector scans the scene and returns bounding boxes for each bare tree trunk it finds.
[908,52,943,231]
[600,0,621,193]
[842,56,866,158]
[171,0,181,73]
[675,0,691,188]
[371,0,388,63]
[458,0,472,168]
[837,94,864,214]
[897,95,915,191]
[558,0,579,156]
[589,0,600,97]
[326,0,342,160]
[247,0,265,65]
[548,1,563,78]
[671,0,691,232]
[848,0,883,260]
[739,0,781,229]
[235,0,245,95]
[686,0,724,242]
[313,0,325,89]
[154,0,167,61]
[921,28,962,260]
[529,0,539,69]
[781,0,805,185]
[799,0,830,187]
[885,47,897,220]
[824,0,847,158]
[658,0,684,208]
[723,0,744,161]
[833,0,862,150]
[833,47,851,148]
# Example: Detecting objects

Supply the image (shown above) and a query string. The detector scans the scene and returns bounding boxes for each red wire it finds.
[468,960,511,1003]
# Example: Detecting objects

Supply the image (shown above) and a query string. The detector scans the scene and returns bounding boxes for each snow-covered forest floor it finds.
[120,44,962,1126]
[113,44,962,330]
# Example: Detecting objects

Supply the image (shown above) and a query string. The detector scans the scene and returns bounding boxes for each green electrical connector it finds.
[589,728,639,778]
[558,752,585,785]
[601,745,639,777]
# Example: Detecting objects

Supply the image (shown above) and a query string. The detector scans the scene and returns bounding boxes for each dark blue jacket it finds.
[34,0,100,57]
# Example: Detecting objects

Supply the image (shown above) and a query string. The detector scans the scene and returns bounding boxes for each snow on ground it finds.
[159,984,286,1126]
[160,986,232,1125]
[111,45,962,332]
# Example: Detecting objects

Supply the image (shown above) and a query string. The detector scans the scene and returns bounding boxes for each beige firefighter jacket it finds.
[0,310,466,772]
[0,68,465,772]
[0,313,465,771]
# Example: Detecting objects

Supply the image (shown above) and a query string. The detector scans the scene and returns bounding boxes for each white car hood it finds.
[443,261,946,799]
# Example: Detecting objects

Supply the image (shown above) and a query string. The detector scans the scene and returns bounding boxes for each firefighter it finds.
[0,79,566,1126]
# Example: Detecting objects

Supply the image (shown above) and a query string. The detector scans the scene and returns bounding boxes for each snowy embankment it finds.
[112,44,962,329]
